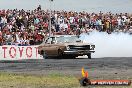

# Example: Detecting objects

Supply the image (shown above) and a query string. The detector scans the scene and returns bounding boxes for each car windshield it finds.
[56,36,81,43]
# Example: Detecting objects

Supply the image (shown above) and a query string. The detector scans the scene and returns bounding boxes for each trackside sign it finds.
[0,45,43,60]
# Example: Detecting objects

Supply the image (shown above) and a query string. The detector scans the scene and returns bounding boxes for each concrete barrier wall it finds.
[0,45,43,60]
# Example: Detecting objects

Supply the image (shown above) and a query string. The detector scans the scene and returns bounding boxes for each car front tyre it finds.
[87,53,91,59]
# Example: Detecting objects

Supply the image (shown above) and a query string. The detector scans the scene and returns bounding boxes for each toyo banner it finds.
[0,45,43,60]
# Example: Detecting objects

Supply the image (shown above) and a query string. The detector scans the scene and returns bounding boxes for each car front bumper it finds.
[63,50,95,55]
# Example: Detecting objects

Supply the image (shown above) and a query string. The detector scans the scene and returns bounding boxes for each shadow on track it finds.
[0,59,45,63]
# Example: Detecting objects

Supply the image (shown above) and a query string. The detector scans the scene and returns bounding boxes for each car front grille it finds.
[69,45,90,50]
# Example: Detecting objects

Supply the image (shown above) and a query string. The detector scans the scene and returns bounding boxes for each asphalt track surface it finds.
[0,57,132,78]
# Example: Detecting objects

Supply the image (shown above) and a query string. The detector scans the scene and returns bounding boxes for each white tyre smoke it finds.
[80,31,132,58]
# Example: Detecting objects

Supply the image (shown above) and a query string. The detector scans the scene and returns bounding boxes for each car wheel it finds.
[58,49,63,59]
[41,50,47,59]
[87,53,91,59]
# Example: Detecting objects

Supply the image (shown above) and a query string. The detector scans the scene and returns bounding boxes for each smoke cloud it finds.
[80,31,132,58]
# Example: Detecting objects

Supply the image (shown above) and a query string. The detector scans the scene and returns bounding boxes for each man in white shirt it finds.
[117,17,122,29]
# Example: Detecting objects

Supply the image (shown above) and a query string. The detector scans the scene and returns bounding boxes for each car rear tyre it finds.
[41,51,47,59]
[87,53,91,59]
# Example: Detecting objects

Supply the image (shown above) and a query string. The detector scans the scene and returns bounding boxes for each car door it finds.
[49,43,59,56]
[44,37,58,56]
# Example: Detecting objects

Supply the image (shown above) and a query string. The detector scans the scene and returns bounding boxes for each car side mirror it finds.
[76,40,81,42]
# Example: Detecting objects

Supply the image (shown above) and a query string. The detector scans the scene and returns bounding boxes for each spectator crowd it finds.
[0,5,132,46]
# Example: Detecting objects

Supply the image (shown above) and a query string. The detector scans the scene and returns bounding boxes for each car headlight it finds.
[66,46,70,50]
[91,45,95,50]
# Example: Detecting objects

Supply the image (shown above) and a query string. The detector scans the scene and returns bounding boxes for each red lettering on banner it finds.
[18,47,24,58]
[2,46,7,58]
[35,47,38,58]
[26,47,32,58]
[9,47,16,58]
